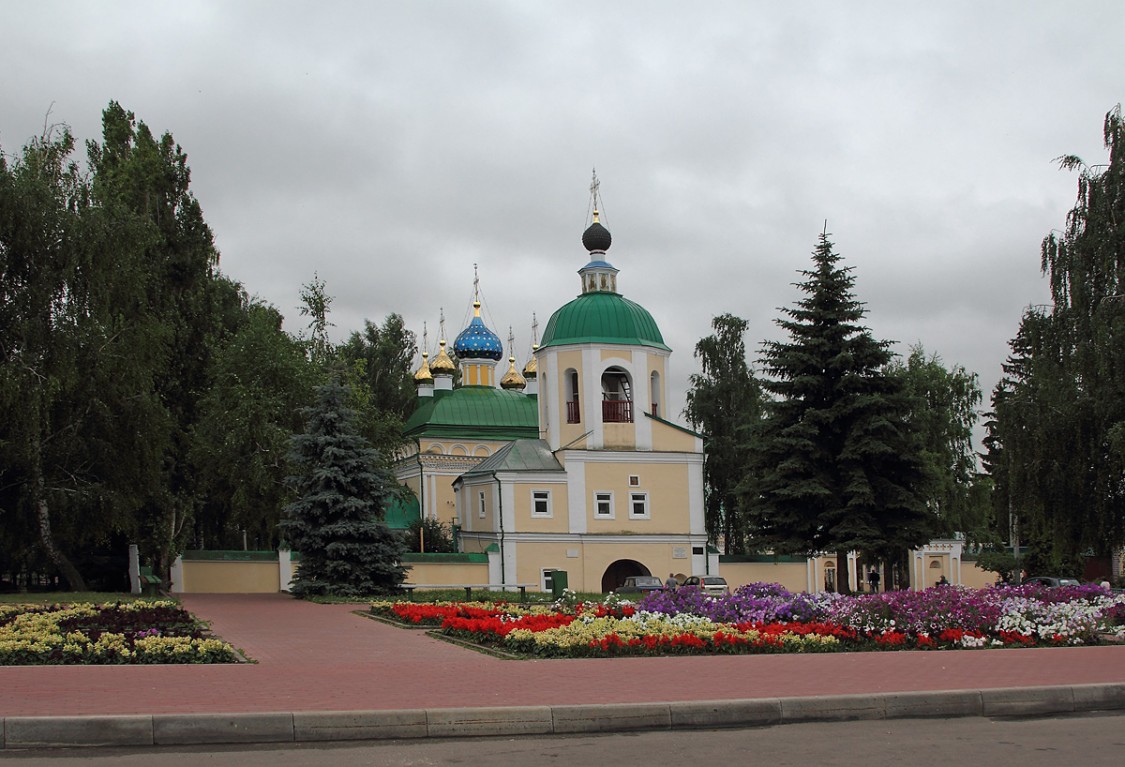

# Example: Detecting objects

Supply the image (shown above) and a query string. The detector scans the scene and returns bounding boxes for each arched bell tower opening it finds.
[649,371,661,418]
[565,368,581,424]
[601,366,632,423]
[601,559,651,592]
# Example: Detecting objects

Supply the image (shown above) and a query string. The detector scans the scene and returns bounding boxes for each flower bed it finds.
[0,600,240,665]
[373,583,1125,659]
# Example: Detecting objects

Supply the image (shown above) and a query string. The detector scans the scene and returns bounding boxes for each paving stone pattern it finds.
[1,593,1124,717]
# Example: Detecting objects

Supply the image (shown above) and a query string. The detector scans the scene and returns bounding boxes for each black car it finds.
[1022,576,1080,587]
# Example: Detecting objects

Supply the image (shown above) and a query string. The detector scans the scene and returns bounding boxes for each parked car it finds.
[1022,576,1081,587]
[614,576,664,594]
[680,575,729,594]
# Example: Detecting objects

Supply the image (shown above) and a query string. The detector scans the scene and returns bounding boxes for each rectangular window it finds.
[532,489,551,517]
[542,568,555,592]
[478,491,486,519]
[629,492,649,519]
[595,491,614,518]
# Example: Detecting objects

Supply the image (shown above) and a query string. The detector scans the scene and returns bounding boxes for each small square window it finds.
[532,490,551,517]
[629,492,649,519]
[595,492,614,518]
[628,475,640,487]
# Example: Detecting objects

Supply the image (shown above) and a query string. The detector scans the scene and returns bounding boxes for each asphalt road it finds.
[3,712,1122,766]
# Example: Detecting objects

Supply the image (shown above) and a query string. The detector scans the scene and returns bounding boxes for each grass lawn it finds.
[0,592,169,605]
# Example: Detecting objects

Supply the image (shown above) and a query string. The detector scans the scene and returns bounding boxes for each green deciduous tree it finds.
[87,101,242,583]
[190,295,318,549]
[887,345,990,540]
[744,233,933,592]
[0,123,166,590]
[684,313,764,552]
[988,105,1125,573]
[280,380,407,597]
[337,313,418,456]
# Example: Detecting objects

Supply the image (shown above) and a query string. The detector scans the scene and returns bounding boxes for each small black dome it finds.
[582,220,612,252]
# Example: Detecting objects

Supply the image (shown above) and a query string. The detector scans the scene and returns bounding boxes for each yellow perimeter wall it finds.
[179,561,280,593]
[404,560,489,585]
[173,552,1000,594]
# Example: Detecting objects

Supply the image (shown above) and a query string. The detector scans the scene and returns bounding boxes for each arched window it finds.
[601,366,632,423]
[565,368,580,424]
[649,371,661,418]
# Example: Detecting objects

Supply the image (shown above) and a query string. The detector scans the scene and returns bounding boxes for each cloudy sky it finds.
[4,1,1122,441]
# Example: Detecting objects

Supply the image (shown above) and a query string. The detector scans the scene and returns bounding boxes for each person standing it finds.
[867,568,880,592]
[664,573,678,590]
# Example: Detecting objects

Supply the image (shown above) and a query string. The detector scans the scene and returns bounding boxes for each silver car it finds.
[680,575,729,594]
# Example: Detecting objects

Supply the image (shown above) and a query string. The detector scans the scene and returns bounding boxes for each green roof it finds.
[384,492,421,530]
[403,386,539,440]
[461,439,564,477]
[540,292,670,351]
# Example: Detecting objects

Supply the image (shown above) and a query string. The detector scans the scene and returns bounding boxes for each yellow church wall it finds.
[603,422,637,448]
[648,420,701,453]
[509,481,571,534]
[512,539,688,593]
[460,363,495,388]
[582,461,692,534]
[463,482,499,533]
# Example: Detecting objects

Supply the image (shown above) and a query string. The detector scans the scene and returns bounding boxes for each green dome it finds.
[540,292,670,351]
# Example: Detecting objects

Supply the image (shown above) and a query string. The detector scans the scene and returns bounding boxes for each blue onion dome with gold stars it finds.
[453,301,504,361]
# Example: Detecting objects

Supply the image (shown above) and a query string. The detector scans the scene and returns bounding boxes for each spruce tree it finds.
[281,379,407,597]
[745,233,932,591]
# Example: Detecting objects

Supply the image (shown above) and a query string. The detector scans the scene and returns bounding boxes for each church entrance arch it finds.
[601,559,651,592]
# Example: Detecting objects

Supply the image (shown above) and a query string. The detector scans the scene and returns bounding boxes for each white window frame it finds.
[594,491,615,519]
[629,491,650,519]
[542,568,556,592]
[531,489,552,518]
[478,491,487,519]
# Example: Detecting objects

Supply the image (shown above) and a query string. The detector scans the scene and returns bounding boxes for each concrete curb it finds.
[3,683,1124,750]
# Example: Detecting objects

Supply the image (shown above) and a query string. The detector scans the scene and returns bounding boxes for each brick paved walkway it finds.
[2,593,1124,717]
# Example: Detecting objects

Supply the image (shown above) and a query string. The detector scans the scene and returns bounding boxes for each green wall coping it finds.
[180,550,280,562]
[719,554,810,564]
[400,552,489,564]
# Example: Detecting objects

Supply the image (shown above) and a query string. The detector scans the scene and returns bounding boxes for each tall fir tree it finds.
[744,233,932,591]
[281,379,407,597]
[684,313,764,552]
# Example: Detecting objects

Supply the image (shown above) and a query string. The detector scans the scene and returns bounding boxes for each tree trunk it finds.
[836,551,851,594]
[29,412,88,592]
[35,498,87,592]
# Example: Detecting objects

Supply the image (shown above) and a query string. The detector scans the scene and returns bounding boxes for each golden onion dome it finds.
[430,339,456,375]
[413,351,433,383]
[522,344,539,379]
[500,356,526,390]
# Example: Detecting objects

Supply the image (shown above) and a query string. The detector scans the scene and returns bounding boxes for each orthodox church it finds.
[393,193,709,593]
